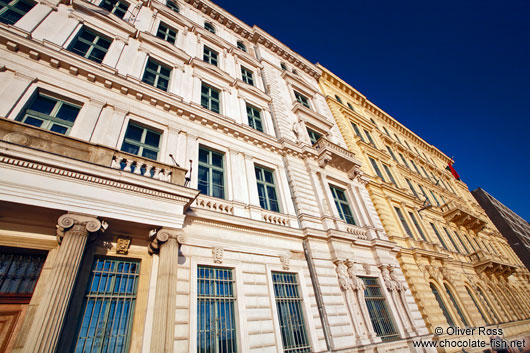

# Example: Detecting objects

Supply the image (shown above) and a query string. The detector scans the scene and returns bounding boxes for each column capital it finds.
[56,213,106,244]
[148,228,182,254]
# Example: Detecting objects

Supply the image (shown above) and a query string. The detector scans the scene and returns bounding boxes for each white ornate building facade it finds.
[0,0,434,352]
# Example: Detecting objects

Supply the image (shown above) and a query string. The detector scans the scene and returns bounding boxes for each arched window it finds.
[204,22,215,34]
[236,41,246,52]
[476,287,500,323]
[444,284,469,326]
[166,0,179,12]
[430,283,455,326]
[465,286,490,324]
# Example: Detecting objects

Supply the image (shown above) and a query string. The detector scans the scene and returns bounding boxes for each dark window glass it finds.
[201,84,220,113]
[255,166,279,212]
[68,27,112,64]
[100,0,128,18]
[142,58,171,91]
[156,22,177,44]
[330,185,356,225]
[431,283,455,327]
[204,22,215,33]
[120,122,161,160]
[307,128,321,145]
[236,41,246,52]
[198,147,224,198]
[0,0,35,25]
[394,207,414,238]
[246,104,263,132]
[361,277,399,341]
[241,66,254,85]
[294,91,310,109]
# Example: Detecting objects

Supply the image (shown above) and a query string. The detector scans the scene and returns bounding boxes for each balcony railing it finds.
[0,118,187,185]
[469,249,517,276]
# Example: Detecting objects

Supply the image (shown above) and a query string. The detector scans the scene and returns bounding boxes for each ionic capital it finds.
[148,228,182,254]
[56,213,106,244]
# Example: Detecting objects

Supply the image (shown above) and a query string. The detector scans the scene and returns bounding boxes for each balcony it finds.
[440,201,487,232]
[470,249,517,276]
[0,118,187,186]
[314,137,364,177]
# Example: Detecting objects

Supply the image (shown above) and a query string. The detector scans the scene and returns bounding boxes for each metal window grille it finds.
[246,105,263,132]
[197,266,237,353]
[236,41,246,52]
[0,252,45,299]
[68,27,112,64]
[166,0,179,12]
[394,207,414,238]
[99,0,128,18]
[306,128,321,145]
[156,22,177,44]
[444,284,469,326]
[255,166,279,212]
[430,223,449,250]
[360,277,399,342]
[369,158,385,182]
[201,84,220,113]
[443,227,461,253]
[405,178,418,198]
[17,92,80,135]
[430,283,455,327]
[142,58,171,91]
[0,0,35,25]
[382,164,397,186]
[465,287,489,324]
[272,272,311,353]
[351,122,365,142]
[241,67,254,85]
[203,46,218,66]
[294,92,310,109]
[329,185,356,225]
[73,258,139,353]
[204,22,215,33]
[408,211,427,241]
[198,147,225,198]
[120,122,161,160]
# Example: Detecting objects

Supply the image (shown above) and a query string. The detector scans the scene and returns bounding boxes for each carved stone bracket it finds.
[116,236,131,254]
[280,253,291,270]
[334,259,352,291]
[56,213,106,244]
[213,247,224,263]
[148,228,181,255]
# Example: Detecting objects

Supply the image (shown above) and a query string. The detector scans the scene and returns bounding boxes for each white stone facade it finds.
[0,0,433,352]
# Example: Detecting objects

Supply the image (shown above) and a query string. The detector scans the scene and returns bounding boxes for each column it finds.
[22,213,105,353]
[149,228,182,353]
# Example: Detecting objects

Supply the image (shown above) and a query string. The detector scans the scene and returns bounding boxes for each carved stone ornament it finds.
[333,259,351,291]
[362,263,372,275]
[148,228,181,255]
[379,265,396,291]
[116,236,131,255]
[389,265,405,291]
[280,253,290,270]
[56,213,106,244]
[213,247,224,264]
[4,132,31,146]
[345,260,364,291]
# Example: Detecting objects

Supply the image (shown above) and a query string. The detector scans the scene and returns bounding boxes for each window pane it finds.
[29,95,56,115]
[124,124,143,141]
[23,116,44,127]
[56,104,80,122]
[144,130,160,148]
[50,124,68,134]
[120,142,139,155]
[141,148,158,160]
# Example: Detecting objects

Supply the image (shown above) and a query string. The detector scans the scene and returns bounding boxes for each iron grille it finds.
[0,252,45,296]
[73,257,139,353]
[360,276,399,342]
[197,266,237,353]
[272,272,310,353]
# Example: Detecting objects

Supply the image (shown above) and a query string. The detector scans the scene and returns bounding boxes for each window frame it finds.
[240,66,254,86]
[246,104,263,132]
[294,91,311,109]
[120,121,161,160]
[394,207,414,238]
[255,165,280,212]
[200,83,221,114]
[360,276,399,342]
[369,157,386,182]
[156,21,177,45]
[166,0,179,12]
[204,21,215,34]
[142,57,171,91]
[67,26,112,64]
[306,128,322,145]
[0,0,36,25]
[236,41,246,52]
[99,0,129,19]
[198,146,225,199]
[329,185,356,225]
[203,45,218,66]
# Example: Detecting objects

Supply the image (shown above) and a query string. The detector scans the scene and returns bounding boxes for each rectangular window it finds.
[246,104,263,132]
[405,178,418,198]
[369,158,386,182]
[408,212,427,241]
[255,166,279,212]
[418,185,431,204]
[121,122,161,160]
[203,46,218,66]
[0,249,45,301]
[360,277,399,342]
[454,231,470,253]
[0,0,35,25]
[382,164,397,186]
[240,67,254,86]
[364,129,376,147]
[306,128,322,145]
[430,223,448,250]
[383,126,390,136]
[386,146,397,161]
[73,258,139,353]
[398,153,409,168]
[142,58,171,91]
[420,166,430,179]
[394,207,414,238]
[201,83,220,113]
[197,266,237,353]
[429,190,440,206]
[198,147,224,199]
[156,22,177,44]
[330,185,356,225]
[272,272,311,353]
[351,122,365,142]
[404,140,411,150]
[100,0,128,18]
[393,134,402,143]
[68,27,112,64]
[16,92,81,135]
[410,159,421,175]
[294,91,310,109]
[443,227,461,253]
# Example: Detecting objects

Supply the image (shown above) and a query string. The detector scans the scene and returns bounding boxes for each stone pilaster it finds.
[149,228,182,353]
[22,213,104,353]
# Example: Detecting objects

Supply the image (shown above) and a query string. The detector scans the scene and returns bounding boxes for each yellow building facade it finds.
[318,66,530,351]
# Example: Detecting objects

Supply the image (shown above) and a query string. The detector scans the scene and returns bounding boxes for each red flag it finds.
[446,163,460,180]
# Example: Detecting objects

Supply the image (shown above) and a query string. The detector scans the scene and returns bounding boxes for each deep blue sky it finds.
[217,0,530,221]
